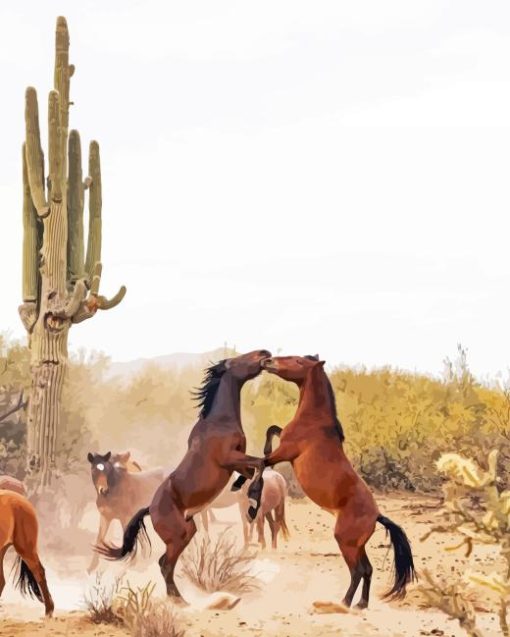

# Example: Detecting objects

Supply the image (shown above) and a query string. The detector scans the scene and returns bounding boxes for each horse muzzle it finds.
[261,357,277,372]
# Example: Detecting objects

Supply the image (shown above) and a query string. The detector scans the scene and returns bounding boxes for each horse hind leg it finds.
[334,513,375,609]
[265,511,278,549]
[355,549,373,610]
[256,513,266,549]
[154,500,197,602]
[0,544,9,597]
[15,549,54,617]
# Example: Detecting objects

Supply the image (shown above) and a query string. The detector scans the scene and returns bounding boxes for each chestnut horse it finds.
[87,451,166,573]
[96,349,270,603]
[0,490,54,616]
[242,355,416,609]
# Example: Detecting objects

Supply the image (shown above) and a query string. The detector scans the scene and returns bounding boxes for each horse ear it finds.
[313,360,326,367]
[104,451,112,461]
[87,452,94,464]
[118,451,130,463]
[313,354,320,361]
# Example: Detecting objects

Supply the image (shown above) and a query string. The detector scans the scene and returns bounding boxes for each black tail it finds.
[377,514,416,600]
[95,507,151,561]
[13,557,43,603]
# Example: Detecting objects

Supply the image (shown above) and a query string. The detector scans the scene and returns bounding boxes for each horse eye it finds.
[96,463,105,471]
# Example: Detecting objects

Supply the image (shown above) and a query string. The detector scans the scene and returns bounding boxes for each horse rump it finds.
[94,506,151,561]
[377,514,416,599]
[13,557,43,603]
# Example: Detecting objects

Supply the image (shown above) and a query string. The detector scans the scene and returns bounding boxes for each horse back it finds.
[0,490,38,546]
[0,475,26,496]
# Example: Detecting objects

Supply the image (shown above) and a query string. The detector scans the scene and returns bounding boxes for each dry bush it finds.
[180,529,260,594]
[115,581,185,637]
[84,572,123,625]
[84,577,185,636]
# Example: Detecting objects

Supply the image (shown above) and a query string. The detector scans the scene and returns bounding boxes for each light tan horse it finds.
[0,475,26,496]
[87,451,165,573]
[0,490,54,616]
[241,468,289,549]
[199,469,289,549]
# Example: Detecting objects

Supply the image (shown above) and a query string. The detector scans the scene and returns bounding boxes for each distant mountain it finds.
[104,347,236,381]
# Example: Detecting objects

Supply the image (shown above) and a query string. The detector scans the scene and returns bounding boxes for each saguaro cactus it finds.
[19,17,126,489]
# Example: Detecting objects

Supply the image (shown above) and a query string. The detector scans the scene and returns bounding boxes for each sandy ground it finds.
[0,493,502,637]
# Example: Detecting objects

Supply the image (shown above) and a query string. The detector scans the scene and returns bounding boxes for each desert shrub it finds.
[115,581,184,637]
[420,449,510,636]
[84,576,185,636]
[84,572,123,625]
[181,529,260,594]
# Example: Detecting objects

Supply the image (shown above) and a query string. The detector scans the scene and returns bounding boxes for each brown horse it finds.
[87,451,166,573]
[248,355,416,609]
[0,490,54,616]
[96,349,271,603]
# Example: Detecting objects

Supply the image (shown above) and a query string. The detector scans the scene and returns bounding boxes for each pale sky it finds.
[1,1,510,379]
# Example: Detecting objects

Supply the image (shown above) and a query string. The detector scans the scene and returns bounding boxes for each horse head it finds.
[87,451,124,496]
[261,354,325,383]
[224,349,272,381]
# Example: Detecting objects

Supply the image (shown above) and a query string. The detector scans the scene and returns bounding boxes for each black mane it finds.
[326,379,345,442]
[305,355,345,442]
[192,359,228,418]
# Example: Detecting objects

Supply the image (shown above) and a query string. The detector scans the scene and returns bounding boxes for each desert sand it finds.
[0,493,501,637]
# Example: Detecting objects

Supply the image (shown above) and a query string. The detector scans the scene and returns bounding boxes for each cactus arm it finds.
[22,144,39,303]
[67,130,85,283]
[84,141,102,282]
[50,280,87,320]
[48,91,62,203]
[18,302,38,333]
[97,285,127,310]
[70,262,126,322]
[54,16,71,168]
[24,88,49,217]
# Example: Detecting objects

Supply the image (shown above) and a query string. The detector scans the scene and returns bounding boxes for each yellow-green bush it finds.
[2,335,510,494]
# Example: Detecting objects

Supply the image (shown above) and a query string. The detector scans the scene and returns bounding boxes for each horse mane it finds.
[306,356,345,442]
[192,359,228,418]
[326,378,345,442]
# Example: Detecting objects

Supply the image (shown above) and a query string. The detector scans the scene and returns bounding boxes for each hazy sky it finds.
[1,1,510,378]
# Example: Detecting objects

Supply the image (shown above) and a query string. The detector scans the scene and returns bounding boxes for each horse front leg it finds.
[231,425,282,492]
[87,514,111,574]
[221,451,265,520]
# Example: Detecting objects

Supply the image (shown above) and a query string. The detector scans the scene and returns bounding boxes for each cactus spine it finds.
[19,17,126,489]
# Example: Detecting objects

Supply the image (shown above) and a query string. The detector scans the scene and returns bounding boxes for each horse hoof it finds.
[354,602,368,611]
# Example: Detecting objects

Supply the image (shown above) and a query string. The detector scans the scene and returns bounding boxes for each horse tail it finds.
[95,507,151,561]
[13,557,43,603]
[377,514,416,599]
[275,473,290,541]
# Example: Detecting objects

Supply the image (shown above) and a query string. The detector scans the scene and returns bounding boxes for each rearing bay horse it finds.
[96,349,270,603]
[247,355,416,610]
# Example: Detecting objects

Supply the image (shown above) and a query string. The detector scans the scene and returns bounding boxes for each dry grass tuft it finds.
[84,572,123,625]
[116,581,185,637]
[180,529,260,594]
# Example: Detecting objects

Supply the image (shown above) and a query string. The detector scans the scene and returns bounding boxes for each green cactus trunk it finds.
[20,17,126,491]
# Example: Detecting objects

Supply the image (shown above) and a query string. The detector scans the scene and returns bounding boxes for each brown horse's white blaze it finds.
[253,355,416,610]
[94,350,271,604]
[0,490,54,616]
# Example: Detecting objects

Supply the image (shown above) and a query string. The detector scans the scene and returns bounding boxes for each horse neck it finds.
[295,366,337,425]
[206,371,243,422]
